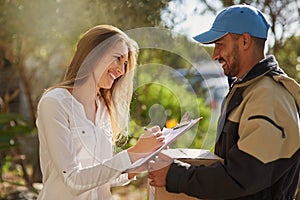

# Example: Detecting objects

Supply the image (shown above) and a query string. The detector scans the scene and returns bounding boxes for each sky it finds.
[161,0,216,38]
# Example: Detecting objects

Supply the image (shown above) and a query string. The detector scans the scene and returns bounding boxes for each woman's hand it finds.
[127,126,165,163]
[133,126,165,154]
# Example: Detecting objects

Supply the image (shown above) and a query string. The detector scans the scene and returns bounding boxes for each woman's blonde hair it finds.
[46,25,138,143]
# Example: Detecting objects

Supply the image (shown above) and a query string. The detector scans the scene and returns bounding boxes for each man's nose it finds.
[212,48,219,61]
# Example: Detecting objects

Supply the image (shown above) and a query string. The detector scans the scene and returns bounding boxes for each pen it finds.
[144,127,155,134]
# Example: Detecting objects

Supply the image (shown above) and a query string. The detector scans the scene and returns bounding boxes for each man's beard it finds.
[225,44,240,77]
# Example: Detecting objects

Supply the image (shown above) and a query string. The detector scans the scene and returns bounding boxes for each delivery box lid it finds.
[161,148,221,160]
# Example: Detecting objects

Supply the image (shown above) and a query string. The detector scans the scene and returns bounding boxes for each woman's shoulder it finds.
[37,88,72,119]
[39,88,72,106]
[43,88,71,99]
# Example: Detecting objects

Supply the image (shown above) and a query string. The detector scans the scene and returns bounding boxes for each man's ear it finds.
[242,33,252,50]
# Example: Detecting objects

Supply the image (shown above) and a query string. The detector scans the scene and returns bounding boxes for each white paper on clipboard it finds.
[126,117,202,172]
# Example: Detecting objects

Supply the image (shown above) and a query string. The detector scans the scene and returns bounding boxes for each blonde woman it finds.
[36,25,164,200]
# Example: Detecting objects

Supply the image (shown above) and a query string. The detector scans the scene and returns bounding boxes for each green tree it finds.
[0,0,172,122]
[277,36,300,82]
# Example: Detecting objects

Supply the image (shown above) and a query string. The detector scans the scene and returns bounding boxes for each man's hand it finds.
[148,153,173,187]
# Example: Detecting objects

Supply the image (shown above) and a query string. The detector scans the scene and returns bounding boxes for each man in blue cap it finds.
[148,4,300,199]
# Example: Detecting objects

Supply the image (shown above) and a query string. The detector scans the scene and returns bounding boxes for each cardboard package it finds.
[148,148,223,200]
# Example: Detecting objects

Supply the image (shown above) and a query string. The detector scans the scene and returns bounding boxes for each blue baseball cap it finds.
[193,4,270,44]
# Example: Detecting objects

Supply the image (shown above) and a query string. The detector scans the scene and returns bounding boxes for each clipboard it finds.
[126,117,202,171]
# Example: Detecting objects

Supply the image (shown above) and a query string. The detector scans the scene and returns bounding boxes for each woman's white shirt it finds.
[36,88,131,200]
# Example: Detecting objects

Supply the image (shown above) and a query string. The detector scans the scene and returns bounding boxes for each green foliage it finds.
[0,0,172,103]
[121,62,211,150]
[277,36,300,82]
[0,112,35,151]
[114,30,214,151]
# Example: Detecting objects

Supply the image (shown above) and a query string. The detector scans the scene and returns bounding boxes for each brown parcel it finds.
[148,148,223,200]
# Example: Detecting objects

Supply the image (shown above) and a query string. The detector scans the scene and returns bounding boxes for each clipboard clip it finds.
[173,112,191,130]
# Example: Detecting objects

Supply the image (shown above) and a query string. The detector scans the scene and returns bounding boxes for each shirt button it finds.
[82,130,85,134]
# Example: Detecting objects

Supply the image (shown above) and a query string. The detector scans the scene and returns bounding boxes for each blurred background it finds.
[0,0,299,199]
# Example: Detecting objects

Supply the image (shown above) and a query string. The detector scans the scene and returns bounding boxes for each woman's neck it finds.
[69,80,98,123]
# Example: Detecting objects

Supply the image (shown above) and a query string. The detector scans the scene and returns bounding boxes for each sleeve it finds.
[37,96,132,195]
[237,81,300,163]
[110,173,133,187]
[166,148,300,199]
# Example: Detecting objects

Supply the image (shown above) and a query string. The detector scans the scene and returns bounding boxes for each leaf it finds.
[0,112,34,152]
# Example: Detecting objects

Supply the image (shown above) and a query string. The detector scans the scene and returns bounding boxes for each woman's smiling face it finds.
[96,41,129,89]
